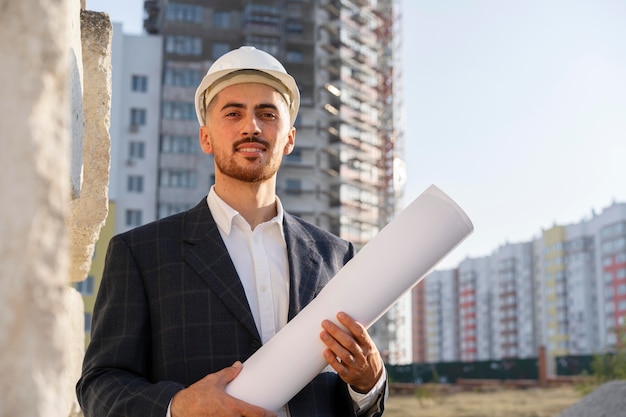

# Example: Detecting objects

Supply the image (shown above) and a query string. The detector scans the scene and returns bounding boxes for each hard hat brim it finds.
[194,68,300,127]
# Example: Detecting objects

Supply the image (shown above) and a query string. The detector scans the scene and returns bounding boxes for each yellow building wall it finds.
[542,226,568,355]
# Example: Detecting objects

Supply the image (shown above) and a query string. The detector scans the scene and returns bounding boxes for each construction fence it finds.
[386,355,596,384]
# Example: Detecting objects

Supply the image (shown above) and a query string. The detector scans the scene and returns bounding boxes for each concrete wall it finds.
[0,0,112,415]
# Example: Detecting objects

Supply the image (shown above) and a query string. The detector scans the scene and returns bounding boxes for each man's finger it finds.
[217,361,244,386]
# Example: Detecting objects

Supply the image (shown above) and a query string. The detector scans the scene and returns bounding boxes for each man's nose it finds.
[242,116,261,137]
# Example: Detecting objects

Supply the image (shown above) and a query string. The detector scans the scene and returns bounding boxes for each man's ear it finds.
[283,127,296,155]
[199,126,213,155]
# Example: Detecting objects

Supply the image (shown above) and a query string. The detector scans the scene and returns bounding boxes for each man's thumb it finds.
[220,361,244,384]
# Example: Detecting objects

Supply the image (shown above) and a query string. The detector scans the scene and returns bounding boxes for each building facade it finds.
[413,201,626,364]
[143,0,404,242]
[490,242,535,359]
[457,256,492,361]
[109,23,163,232]
[424,269,458,363]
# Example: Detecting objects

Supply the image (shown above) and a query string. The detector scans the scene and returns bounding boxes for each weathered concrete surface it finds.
[67,10,111,284]
[0,0,112,415]
[0,0,74,414]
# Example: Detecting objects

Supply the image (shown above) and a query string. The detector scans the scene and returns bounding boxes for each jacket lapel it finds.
[283,213,325,320]
[181,200,260,342]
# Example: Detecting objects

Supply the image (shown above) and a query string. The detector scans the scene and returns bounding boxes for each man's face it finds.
[199,82,296,183]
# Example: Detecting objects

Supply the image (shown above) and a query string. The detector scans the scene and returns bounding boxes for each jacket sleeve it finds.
[76,235,183,417]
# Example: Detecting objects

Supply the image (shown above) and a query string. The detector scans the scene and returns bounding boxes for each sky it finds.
[87,0,626,268]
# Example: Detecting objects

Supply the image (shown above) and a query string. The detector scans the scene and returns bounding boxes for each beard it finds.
[213,137,283,183]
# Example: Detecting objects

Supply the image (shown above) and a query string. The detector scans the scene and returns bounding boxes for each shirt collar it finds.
[206,186,285,237]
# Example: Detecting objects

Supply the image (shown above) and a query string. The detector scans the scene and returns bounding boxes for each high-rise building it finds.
[109,24,163,232]
[536,203,626,356]
[414,201,626,363]
[143,0,403,238]
[490,242,535,359]
[424,269,458,363]
[143,0,406,360]
[457,256,492,361]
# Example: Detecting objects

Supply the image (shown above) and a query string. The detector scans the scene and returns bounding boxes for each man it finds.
[76,46,387,417]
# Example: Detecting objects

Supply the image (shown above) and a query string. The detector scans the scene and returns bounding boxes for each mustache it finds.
[233,137,270,149]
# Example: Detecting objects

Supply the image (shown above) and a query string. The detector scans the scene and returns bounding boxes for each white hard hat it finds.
[194,46,300,127]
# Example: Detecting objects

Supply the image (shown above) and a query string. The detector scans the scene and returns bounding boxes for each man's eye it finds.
[260,112,277,119]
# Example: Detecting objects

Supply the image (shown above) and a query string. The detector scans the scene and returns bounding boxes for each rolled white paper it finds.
[225,184,474,410]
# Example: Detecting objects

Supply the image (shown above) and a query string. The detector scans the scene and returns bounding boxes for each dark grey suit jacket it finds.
[76,199,385,417]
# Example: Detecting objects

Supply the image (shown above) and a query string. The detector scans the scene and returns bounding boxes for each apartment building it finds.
[109,23,163,232]
[411,280,427,363]
[542,202,626,354]
[457,256,492,361]
[490,242,535,359]
[416,201,626,363]
[424,269,458,363]
[594,204,626,349]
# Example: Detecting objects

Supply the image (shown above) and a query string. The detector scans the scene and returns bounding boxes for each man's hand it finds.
[170,362,278,417]
[320,312,384,393]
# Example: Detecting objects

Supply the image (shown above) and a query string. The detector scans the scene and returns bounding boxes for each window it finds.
[130,108,146,126]
[212,43,230,60]
[161,135,198,154]
[75,275,95,295]
[246,4,280,14]
[164,66,202,87]
[165,36,202,55]
[131,75,148,92]
[244,36,279,56]
[286,50,303,63]
[287,4,303,18]
[125,209,143,227]
[286,21,303,35]
[162,101,196,120]
[129,141,145,159]
[285,178,301,195]
[284,148,302,163]
[214,11,230,28]
[127,175,144,193]
[158,202,193,219]
[166,3,203,23]
[245,20,279,35]
[160,169,196,188]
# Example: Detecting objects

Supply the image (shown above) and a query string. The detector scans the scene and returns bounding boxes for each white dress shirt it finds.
[208,187,290,345]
